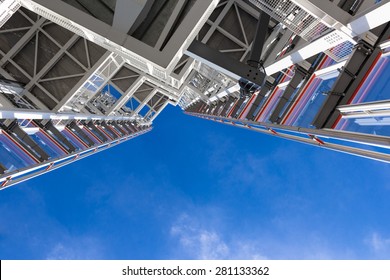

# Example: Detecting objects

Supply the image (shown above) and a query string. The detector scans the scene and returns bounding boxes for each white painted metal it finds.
[338,101,390,113]
[0,127,152,188]
[347,0,390,37]
[0,0,20,27]
[58,53,125,113]
[338,101,390,120]
[0,107,147,122]
[264,30,354,75]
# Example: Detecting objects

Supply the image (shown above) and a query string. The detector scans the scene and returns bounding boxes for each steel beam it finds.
[312,42,381,128]
[269,66,307,123]
[107,76,145,115]
[186,41,266,86]
[247,12,270,67]
[246,80,272,120]
[67,121,95,147]
[190,111,390,149]
[5,120,49,161]
[85,121,109,142]
[38,120,76,153]
[148,100,169,122]
[0,127,152,189]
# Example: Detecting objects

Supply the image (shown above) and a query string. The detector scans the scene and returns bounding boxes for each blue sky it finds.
[0,106,390,259]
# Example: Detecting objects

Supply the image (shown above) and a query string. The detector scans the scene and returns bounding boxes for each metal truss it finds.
[187,111,390,163]
[19,0,218,90]
[0,8,110,111]
[0,126,151,189]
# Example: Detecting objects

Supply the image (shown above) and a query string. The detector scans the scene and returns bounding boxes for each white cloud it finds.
[46,236,104,260]
[170,212,360,260]
[366,232,390,252]
[170,213,266,259]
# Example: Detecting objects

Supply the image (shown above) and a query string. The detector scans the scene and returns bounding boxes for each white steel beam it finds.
[148,100,169,122]
[338,100,390,113]
[19,0,216,88]
[53,51,112,111]
[347,0,390,37]
[0,107,138,121]
[107,75,145,114]
[291,0,352,27]
[58,54,126,113]
[133,88,157,116]
[342,110,390,119]
[0,68,49,110]
[264,30,353,75]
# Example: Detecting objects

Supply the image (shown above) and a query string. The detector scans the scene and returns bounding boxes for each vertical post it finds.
[247,12,271,68]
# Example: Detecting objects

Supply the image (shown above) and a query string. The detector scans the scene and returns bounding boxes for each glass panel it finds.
[284,74,337,127]
[257,88,285,122]
[30,131,67,159]
[61,129,87,150]
[0,131,36,172]
[81,127,101,144]
[334,51,390,136]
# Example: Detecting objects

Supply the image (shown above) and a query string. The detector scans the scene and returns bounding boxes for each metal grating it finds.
[0,0,21,28]
[249,0,332,42]
[324,40,354,62]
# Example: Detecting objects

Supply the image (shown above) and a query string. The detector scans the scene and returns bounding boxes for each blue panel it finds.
[30,132,66,159]
[0,132,36,172]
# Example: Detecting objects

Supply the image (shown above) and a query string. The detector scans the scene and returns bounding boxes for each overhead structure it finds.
[0,0,390,189]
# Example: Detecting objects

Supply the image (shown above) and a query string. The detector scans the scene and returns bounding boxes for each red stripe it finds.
[97,126,114,141]
[65,127,89,148]
[332,52,382,129]
[317,55,328,70]
[255,86,279,121]
[2,131,40,163]
[106,125,122,138]
[282,74,316,124]
[238,93,257,119]
[1,177,12,187]
[38,128,69,154]
[227,100,239,117]
[83,126,103,144]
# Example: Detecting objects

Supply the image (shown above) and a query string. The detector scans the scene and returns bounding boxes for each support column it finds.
[110,121,128,136]
[4,120,49,161]
[85,121,109,142]
[38,120,76,153]
[247,80,273,120]
[230,98,245,118]
[101,121,120,139]
[67,121,95,147]
[312,41,381,128]
[269,66,308,123]
[107,76,145,115]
